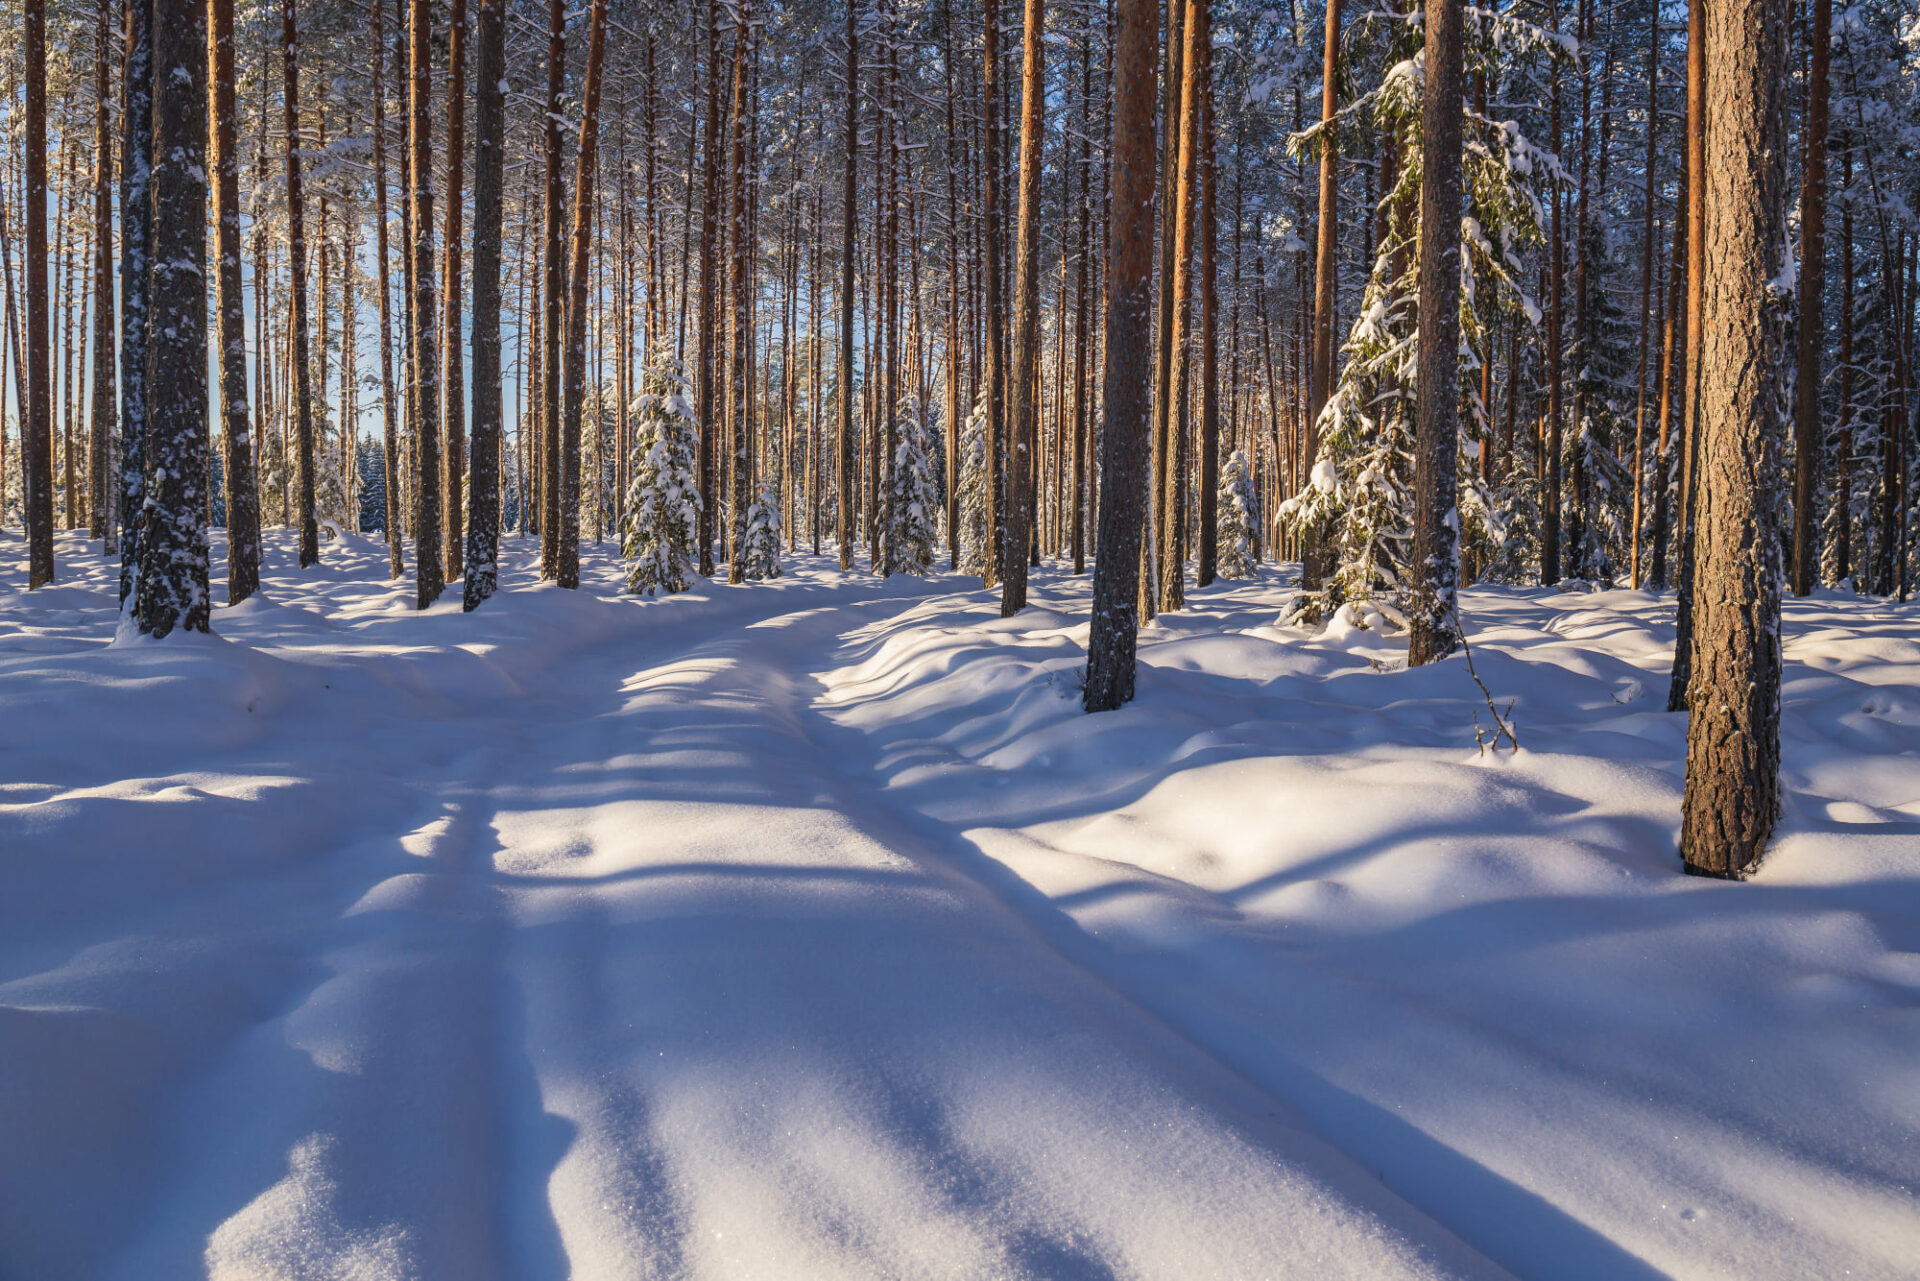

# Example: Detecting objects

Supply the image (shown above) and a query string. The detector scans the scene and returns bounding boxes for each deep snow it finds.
[1,528,1916,1280]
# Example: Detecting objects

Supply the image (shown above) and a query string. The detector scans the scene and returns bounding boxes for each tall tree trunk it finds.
[837,2,858,570]
[540,0,565,578]
[283,0,320,567]
[1542,7,1565,585]
[1001,0,1046,612]
[22,0,53,588]
[1667,0,1708,710]
[1649,141,1689,591]
[725,0,753,584]
[212,0,259,603]
[117,0,152,604]
[443,0,467,580]
[1407,0,1465,666]
[1790,0,1830,594]
[372,0,403,577]
[464,0,506,610]
[1680,0,1789,877]
[558,0,608,590]
[140,0,212,634]
[410,0,445,605]
[1195,20,1218,588]
[1630,1,1660,585]
[1303,0,1341,589]
[1834,147,1853,584]
[1083,0,1158,712]
[981,0,1006,588]
[89,0,114,549]
[698,0,725,574]
[1158,0,1204,612]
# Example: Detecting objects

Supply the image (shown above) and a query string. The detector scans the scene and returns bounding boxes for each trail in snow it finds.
[2,528,1916,1280]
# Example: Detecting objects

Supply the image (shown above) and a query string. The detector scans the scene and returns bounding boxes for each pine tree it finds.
[739,472,783,581]
[890,399,940,576]
[1216,448,1257,579]
[1281,6,1568,630]
[957,395,993,577]
[620,355,704,596]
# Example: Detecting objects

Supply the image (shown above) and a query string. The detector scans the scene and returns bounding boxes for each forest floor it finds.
[1,528,1917,1281]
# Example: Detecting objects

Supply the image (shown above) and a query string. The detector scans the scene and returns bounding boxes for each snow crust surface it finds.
[2,529,1917,1279]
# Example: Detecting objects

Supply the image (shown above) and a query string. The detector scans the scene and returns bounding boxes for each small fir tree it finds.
[957,394,992,577]
[739,471,782,581]
[890,398,940,575]
[1216,448,1258,578]
[620,354,704,596]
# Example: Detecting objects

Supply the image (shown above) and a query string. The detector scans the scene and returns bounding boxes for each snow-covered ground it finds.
[2,528,1916,1280]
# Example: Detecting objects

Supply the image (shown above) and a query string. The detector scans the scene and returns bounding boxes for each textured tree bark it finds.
[558,0,609,591]
[283,0,321,569]
[88,0,115,549]
[1408,0,1465,667]
[117,0,152,605]
[410,0,445,606]
[1001,0,1046,614]
[442,0,468,581]
[140,0,213,635]
[1679,0,1788,878]
[464,0,507,611]
[1834,150,1853,584]
[1302,0,1341,590]
[371,0,403,579]
[1791,0,1830,595]
[1083,0,1159,712]
[23,0,53,588]
[212,0,259,604]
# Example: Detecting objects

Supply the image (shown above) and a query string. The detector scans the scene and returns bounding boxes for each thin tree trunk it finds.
[1668,0,1708,709]
[1790,0,1830,594]
[283,0,320,567]
[372,0,403,577]
[410,0,445,605]
[1001,0,1046,612]
[697,0,724,574]
[88,0,114,549]
[443,0,468,580]
[558,0,609,590]
[464,0,506,609]
[22,0,53,587]
[725,0,753,584]
[1407,0,1465,666]
[837,0,858,570]
[1302,0,1340,588]
[540,0,565,578]
[213,0,259,602]
[1630,1,1660,586]
[1195,21,1218,588]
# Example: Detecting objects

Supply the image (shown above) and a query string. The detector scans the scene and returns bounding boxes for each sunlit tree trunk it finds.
[464,0,506,610]
[409,0,445,605]
[1680,0,1789,877]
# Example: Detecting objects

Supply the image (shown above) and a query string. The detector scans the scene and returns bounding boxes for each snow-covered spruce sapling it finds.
[890,399,940,576]
[1216,448,1258,579]
[957,394,993,578]
[1280,7,1570,627]
[619,355,704,596]
[739,472,783,581]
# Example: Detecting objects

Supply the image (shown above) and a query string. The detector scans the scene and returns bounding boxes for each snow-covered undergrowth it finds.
[2,528,1915,1279]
